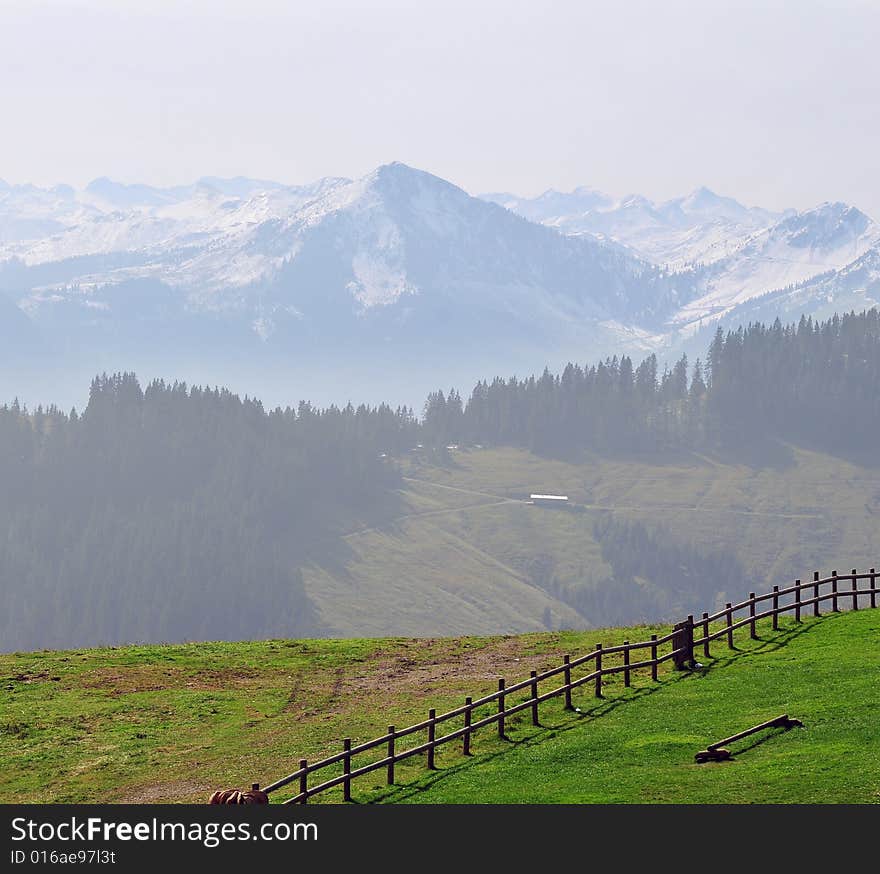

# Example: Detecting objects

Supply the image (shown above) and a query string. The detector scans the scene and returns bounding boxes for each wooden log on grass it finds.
[694,714,803,764]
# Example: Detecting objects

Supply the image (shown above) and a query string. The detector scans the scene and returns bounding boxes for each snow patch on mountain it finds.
[348,247,416,309]
[672,202,880,332]
[713,244,880,331]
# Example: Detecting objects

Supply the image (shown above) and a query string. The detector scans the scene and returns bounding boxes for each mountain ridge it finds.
[3,162,880,408]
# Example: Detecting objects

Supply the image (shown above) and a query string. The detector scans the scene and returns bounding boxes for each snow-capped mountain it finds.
[2,162,880,409]
[672,202,880,332]
[481,183,880,343]
[4,163,690,329]
[0,163,691,408]
[1,173,354,294]
[265,162,688,321]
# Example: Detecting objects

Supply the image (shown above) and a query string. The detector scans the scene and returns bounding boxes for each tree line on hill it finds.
[2,309,878,650]
[421,309,880,460]
[0,374,417,650]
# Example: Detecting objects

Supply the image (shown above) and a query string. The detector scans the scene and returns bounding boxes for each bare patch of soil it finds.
[341,637,563,701]
[116,780,213,803]
[80,666,266,695]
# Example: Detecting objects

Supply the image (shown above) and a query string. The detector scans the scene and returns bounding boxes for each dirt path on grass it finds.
[342,498,518,539]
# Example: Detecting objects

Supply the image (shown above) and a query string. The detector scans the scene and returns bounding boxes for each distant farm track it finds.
[342,499,517,539]
[579,503,822,520]
[401,475,518,503]
[341,476,524,539]
[404,472,822,519]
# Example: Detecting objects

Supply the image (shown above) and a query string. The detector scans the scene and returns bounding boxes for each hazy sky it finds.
[2,0,879,215]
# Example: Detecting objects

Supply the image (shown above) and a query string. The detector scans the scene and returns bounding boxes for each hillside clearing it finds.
[301,446,880,636]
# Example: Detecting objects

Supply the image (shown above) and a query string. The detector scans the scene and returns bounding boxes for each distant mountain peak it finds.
[370,161,460,189]
[785,200,871,230]
[807,200,865,218]
[776,201,875,251]
[620,193,653,207]
[84,177,171,208]
[673,186,752,218]
[356,162,474,219]
[682,185,724,205]
[195,175,284,197]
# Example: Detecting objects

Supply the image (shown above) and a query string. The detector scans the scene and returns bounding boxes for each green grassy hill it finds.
[366,609,880,804]
[301,445,880,635]
[2,609,878,803]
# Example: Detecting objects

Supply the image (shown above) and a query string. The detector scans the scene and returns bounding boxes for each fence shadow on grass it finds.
[694,611,838,679]
[357,613,839,803]
[358,669,691,803]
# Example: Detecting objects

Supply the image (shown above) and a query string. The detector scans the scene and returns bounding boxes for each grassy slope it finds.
[301,446,880,635]
[367,610,880,804]
[0,624,665,803]
[2,610,878,803]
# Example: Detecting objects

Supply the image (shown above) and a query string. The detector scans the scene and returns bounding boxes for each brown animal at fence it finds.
[209,783,269,804]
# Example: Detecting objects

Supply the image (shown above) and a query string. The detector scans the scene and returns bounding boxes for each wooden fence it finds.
[260,567,879,804]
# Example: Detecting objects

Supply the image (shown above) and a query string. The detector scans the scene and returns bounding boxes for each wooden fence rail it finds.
[259,568,879,804]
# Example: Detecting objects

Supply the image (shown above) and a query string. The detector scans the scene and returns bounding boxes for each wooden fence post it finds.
[427,709,436,769]
[795,581,801,622]
[702,612,710,659]
[342,738,352,802]
[852,569,859,610]
[463,698,472,756]
[497,680,506,738]
[772,586,779,630]
[749,594,757,639]
[832,570,839,612]
[530,671,539,725]
[672,622,683,668]
[299,759,308,804]
[650,635,658,681]
[726,603,734,648]
[563,655,573,709]
[595,644,603,698]
[387,726,395,785]
[813,571,820,617]
[872,568,877,610]
[623,642,631,687]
